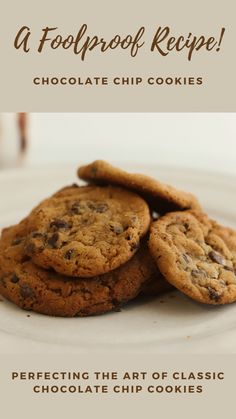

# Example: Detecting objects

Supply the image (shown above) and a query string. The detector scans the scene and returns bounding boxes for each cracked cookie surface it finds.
[78,160,201,214]
[24,185,150,277]
[149,211,236,305]
[0,222,158,317]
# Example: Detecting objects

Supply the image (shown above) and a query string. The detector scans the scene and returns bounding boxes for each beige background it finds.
[0,354,234,419]
[0,0,235,111]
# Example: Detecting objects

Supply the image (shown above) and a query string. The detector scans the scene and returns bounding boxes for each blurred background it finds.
[0,113,236,175]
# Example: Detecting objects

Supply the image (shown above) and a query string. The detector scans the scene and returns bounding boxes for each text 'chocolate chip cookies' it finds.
[0,160,236,317]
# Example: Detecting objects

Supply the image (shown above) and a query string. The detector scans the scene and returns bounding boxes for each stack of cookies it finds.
[1,160,236,317]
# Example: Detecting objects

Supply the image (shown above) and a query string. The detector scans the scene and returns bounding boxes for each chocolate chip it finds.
[192,269,206,278]
[64,249,75,260]
[183,254,190,263]
[11,238,22,246]
[32,232,44,238]
[20,283,35,299]
[47,232,59,248]
[70,201,82,215]
[95,203,108,213]
[61,241,68,247]
[25,242,36,255]
[209,251,225,266]
[11,274,19,283]
[207,286,221,302]
[88,202,108,213]
[110,224,124,234]
[50,219,70,229]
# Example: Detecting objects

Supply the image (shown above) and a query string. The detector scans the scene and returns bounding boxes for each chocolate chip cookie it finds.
[78,160,201,214]
[149,211,236,305]
[0,223,158,317]
[24,185,150,277]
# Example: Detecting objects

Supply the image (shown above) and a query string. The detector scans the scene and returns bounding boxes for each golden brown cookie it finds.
[149,211,236,305]
[0,223,159,317]
[78,160,201,214]
[24,185,150,277]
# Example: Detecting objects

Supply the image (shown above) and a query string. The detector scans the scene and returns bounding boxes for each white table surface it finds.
[0,113,236,175]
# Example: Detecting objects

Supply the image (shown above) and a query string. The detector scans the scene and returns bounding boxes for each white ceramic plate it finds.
[0,164,236,354]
